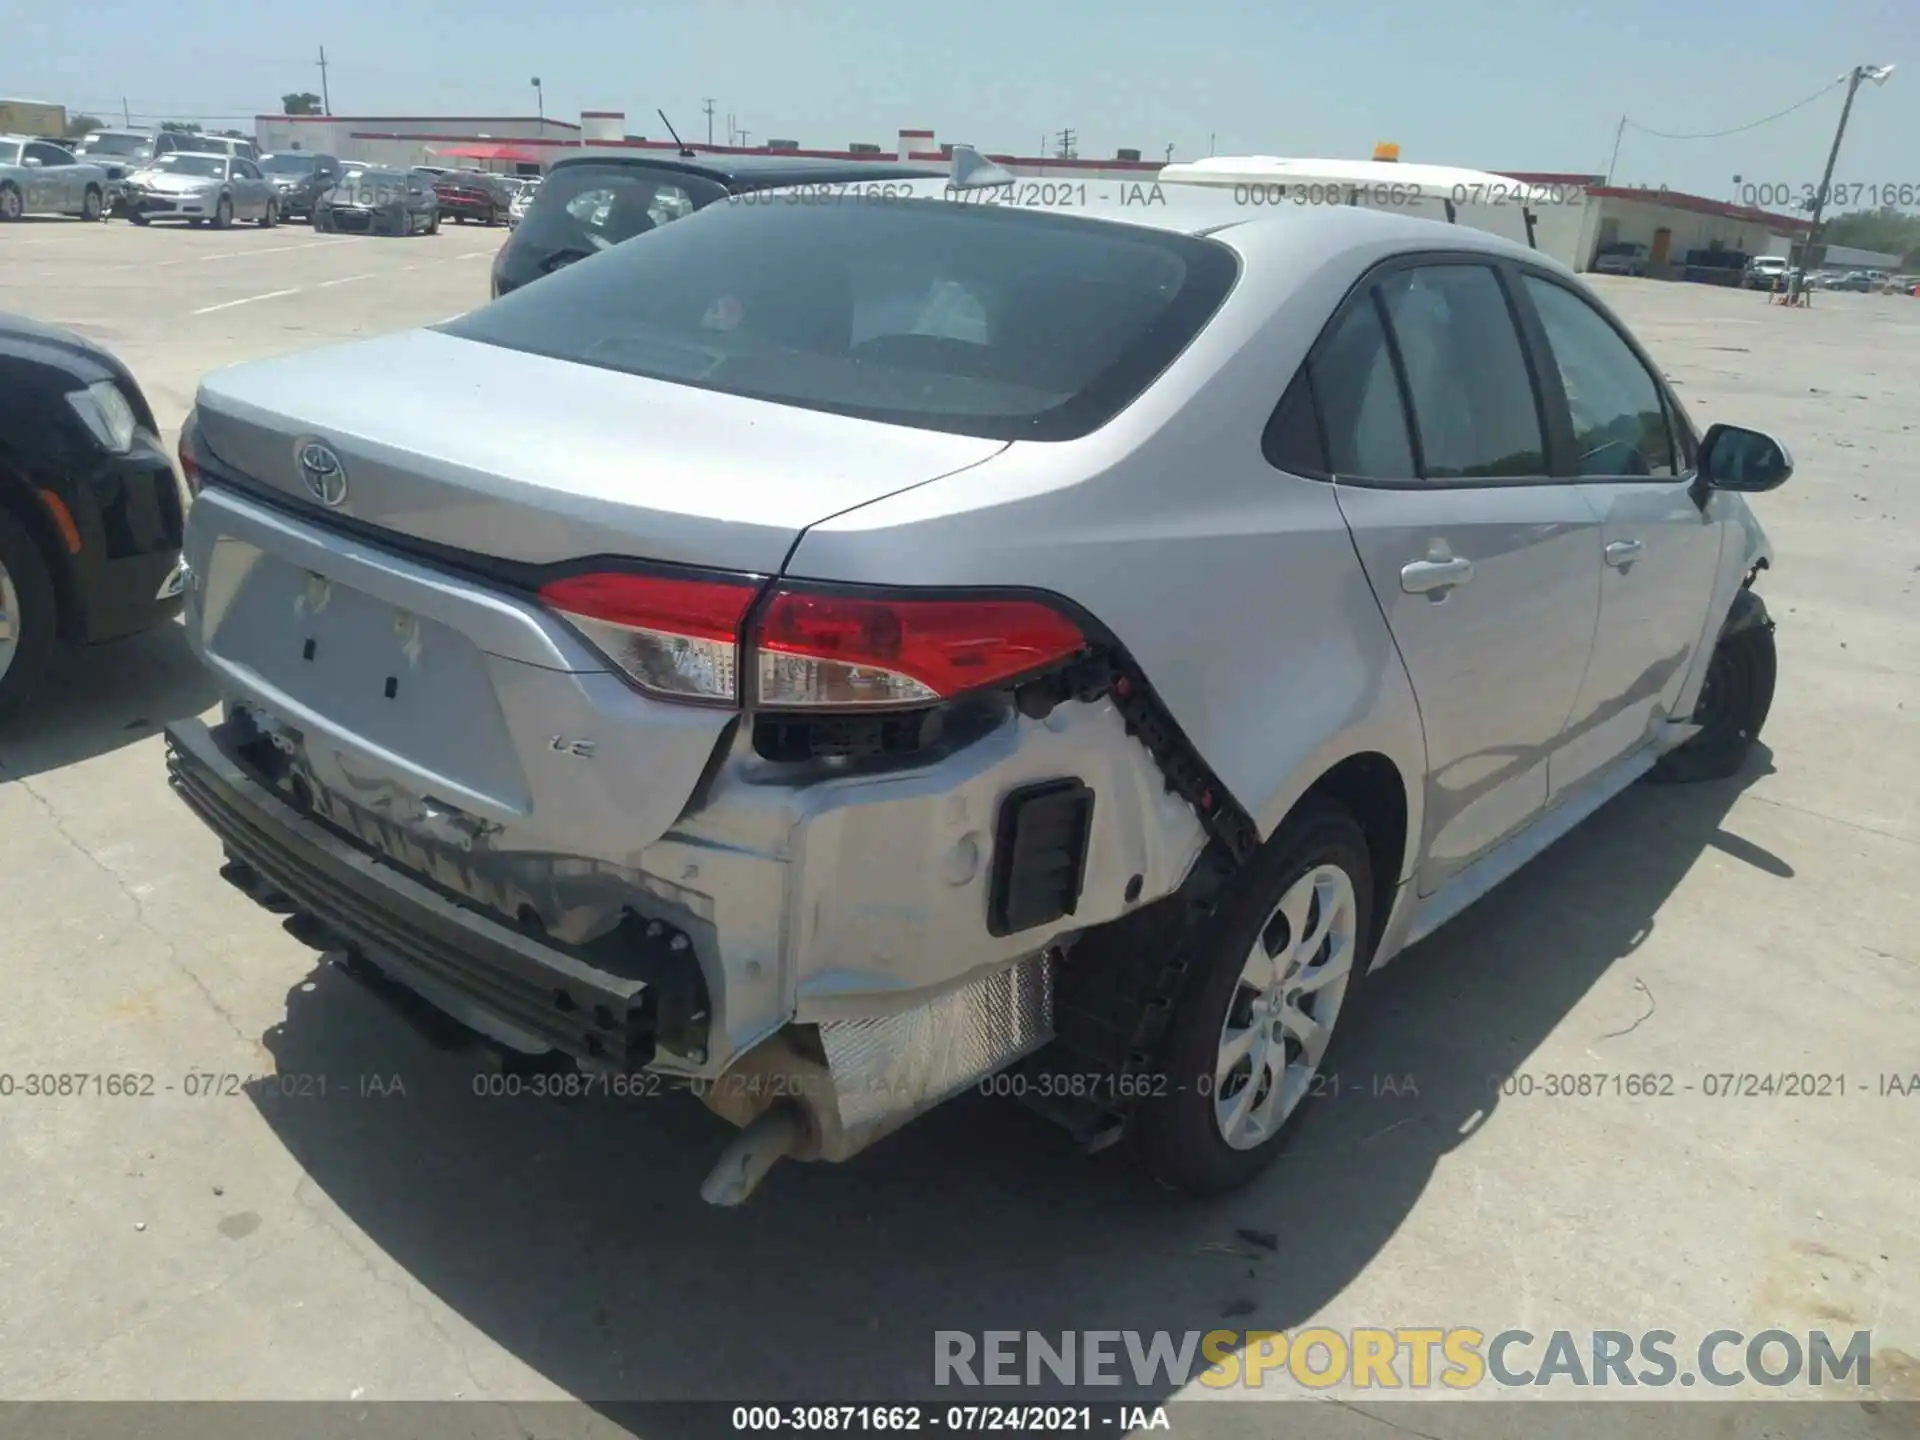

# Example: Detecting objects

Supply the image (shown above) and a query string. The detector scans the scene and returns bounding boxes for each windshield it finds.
[77,132,152,159]
[154,154,227,178]
[261,153,318,174]
[445,195,1239,441]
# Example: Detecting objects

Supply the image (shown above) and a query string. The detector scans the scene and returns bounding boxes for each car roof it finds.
[547,149,943,185]
[752,174,1554,264]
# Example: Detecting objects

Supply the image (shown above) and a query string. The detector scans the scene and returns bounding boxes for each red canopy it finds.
[434,143,546,164]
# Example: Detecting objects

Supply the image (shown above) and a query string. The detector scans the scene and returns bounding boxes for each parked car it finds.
[431,168,516,226]
[491,151,941,296]
[506,176,540,227]
[69,127,172,210]
[0,312,184,720]
[312,166,439,236]
[1591,241,1649,277]
[164,167,1789,1206]
[0,136,109,221]
[123,152,279,228]
[258,151,344,222]
[1741,256,1790,290]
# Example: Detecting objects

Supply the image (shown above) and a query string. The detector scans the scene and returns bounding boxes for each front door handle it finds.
[1401,556,1475,596]
[1604,539,1645,568]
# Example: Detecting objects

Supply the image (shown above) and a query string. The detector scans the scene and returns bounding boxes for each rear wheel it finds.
[1132,799,1376,1196]
[82,186,103,221]
[0,184,21,222]
[0,508,60,725]
[212,194,232,229]
[260,198,278,228]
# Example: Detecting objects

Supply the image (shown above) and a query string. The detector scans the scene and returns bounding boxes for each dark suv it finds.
[489,151,942,298]
[258,151,343,221]
[432,169,516,226]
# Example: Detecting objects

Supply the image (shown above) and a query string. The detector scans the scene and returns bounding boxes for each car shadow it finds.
[245,748,1785,1422]
[0,620,218,780]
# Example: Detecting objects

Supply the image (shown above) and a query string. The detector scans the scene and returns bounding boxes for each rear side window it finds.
[1376,265,1546,479]
[446,197,1240,441]
[1309,295,1416,479]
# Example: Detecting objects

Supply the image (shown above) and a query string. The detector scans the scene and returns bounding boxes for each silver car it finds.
[163,165,1790,1206]
[124,151,279,228]
[0,136,109,221]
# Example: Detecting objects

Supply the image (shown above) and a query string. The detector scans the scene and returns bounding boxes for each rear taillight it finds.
[540,573,1089,712]
[177,422,201,494]
[537,572,759,704]
[755,589,1087,709]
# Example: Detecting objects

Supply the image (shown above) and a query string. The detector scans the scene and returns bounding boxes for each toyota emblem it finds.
[296,441,349,507]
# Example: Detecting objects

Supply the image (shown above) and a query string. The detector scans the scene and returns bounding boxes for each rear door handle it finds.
[1400,556,1475,595]
[1604,539,1645,568]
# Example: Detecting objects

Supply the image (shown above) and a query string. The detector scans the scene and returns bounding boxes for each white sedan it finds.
[0,136,109,221]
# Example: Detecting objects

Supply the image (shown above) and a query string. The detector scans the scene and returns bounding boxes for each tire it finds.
[129,211,149,227]
[1131,798,1377,1196]
[82,186,103,221]
[260,199,278,228]
[0,183,21,222]
[454,212,466,224]
[188,217,204,228]
[426,210,439,235]
[1650,617,1777,784]
[0,506,60,726]
[212,195,232,229]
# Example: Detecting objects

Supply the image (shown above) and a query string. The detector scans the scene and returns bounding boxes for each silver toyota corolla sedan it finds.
[163,164,1789,1205]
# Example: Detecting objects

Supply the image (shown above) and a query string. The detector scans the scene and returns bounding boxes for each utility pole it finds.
[1803,65,1894,267]
[531,76,543,122]
[1603,113,1626,185]
[1054,128,1077,159]
[1164,142,1174,163]
[316,45,332,115]
[121,97,130,126]
[737,128,750,148]
[702,98,716,146]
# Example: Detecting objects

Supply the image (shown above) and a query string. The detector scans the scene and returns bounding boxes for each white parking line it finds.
[315,273,377,289]
[457,250,493,259]
[196,240,354,263]
[193,287,303,315]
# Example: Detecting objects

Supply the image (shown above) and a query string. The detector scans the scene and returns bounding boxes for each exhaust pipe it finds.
[699,1103,809,1207]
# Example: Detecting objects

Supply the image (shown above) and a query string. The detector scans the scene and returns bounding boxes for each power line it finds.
[1622,76,1847,141]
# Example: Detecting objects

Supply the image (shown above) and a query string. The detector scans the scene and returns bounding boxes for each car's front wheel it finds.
[0,508,59,725]
[1652,608,1777,783]
[1132,798,1376,1196]
[82,186,103,221]
[260,198,278,228]
[212,194,232,229]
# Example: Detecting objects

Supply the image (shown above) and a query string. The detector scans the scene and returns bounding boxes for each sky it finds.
[12,0,1919,205]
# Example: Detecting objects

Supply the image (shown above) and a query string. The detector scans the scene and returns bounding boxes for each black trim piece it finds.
[1722,586,1772,640]
[164,715,699,1070]
[1371,285,1428,481]
[988,779,1095,936]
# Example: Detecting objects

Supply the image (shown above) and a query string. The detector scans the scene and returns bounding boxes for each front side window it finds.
[445,196,1239,441]
[1376,264,1546,479]
[26,143,74,166]
[1521,275,1676,478]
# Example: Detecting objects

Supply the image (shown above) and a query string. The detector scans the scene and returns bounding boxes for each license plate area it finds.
[205,550,522,805]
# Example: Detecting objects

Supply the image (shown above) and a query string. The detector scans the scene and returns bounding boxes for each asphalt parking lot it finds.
[1,215,1917,1426]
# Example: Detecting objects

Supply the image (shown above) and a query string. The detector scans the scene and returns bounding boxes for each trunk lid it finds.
[192,326,1008,574]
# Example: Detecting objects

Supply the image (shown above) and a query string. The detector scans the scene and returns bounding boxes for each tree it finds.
[1822,205,1920,265]
[282,92,322,116]
[160,120,201,133]
[66,113,105,137]
[213,128,250,139]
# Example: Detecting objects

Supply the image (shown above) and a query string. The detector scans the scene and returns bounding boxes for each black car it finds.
[259,150,344,221]
[490,152,943,297]
[313,166,440,236]
[0,314,184,719]
[431,168,516,226]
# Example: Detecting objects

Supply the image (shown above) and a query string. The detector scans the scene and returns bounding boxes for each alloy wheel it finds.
[0,187,21,221]
[1212,863,1359,1150]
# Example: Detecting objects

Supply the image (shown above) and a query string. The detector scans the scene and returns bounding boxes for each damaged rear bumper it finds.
[165,715,703,1069]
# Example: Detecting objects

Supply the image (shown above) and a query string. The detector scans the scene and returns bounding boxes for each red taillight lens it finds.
[177,425,201,494]
[538,571,760,703]
[754,589,1087,709]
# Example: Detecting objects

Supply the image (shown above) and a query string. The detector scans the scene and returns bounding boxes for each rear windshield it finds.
[511,162,726,257]
[261,153,318,173]
[443,196,1239,441]
[78,132,152,158]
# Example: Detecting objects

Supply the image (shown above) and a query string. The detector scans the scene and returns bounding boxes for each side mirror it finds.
[1698,423,1793,494]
